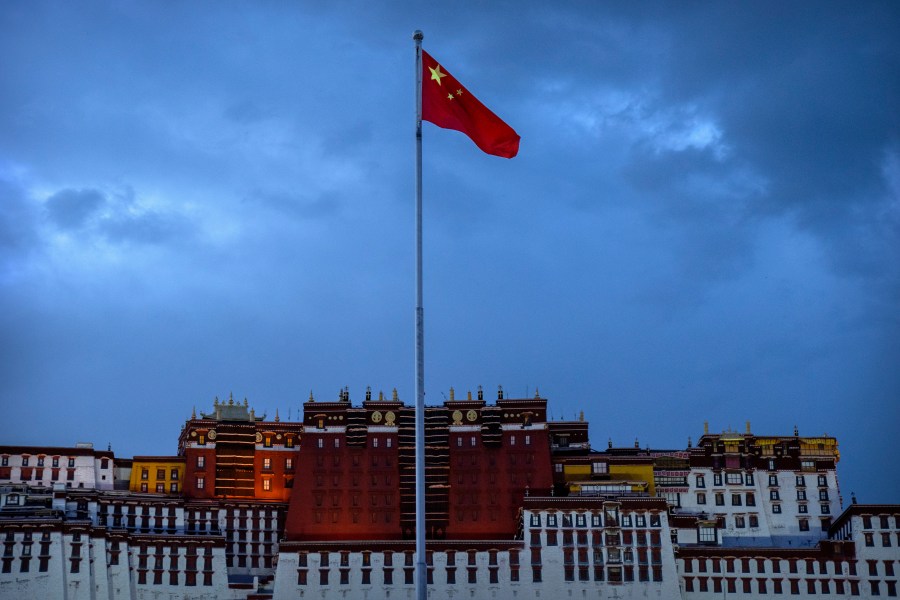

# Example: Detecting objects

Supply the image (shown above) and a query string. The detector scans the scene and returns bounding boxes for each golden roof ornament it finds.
[392,388,399,402]
[228,392,234,406]
[191,406,197,419]
[275,409,280,423]
[309,390,315,402]
[378,390,384,401]
[579,410,584,422]
[534,388,540,399]
[449,387,455,401]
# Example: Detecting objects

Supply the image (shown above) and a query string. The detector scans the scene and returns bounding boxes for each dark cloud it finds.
[44,188,105,229]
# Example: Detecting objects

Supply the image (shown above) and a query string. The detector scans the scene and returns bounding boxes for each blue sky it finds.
[1,2,898,503]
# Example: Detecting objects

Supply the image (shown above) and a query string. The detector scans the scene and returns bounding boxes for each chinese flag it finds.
[422,50,520,158]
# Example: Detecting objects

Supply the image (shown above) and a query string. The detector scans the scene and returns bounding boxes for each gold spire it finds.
[579,410,584,422]
[703,421,709,434]
[309,390,315,402]
[275,409,280,423]
[534,387,540,399]
[449,387,455,401]
[746,421,751,434]
[191,406,197,419]
[243,397,248,407]
[228,392,234,406]
[392,388,399,402]
[467,390,472,401]
[378,390,384,401]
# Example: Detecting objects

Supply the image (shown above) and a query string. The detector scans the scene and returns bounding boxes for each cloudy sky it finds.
[1,2,898,503]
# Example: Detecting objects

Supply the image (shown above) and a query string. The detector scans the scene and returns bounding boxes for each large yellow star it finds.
[429,64,447,86]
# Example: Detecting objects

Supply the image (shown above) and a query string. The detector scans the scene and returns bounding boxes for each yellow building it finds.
[129,456,185,494]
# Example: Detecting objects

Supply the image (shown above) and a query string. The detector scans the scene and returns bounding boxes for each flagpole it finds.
[412,29,427,600]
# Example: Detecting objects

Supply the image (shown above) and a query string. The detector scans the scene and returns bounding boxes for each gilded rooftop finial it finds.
[467,390,472,401]
[449,387,455,401]
[228,392,234,406]
[243,397,248,407]
[534,387,540,399]
[378,390,384,401]
[191,406,197,419]
[579,410,584,422]
[275,409,280,423]
[309,390,315,402]
[392,388,399,402]
[703,421,709,434]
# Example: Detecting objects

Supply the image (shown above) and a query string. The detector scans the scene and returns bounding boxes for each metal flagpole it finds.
[412,29,427,600]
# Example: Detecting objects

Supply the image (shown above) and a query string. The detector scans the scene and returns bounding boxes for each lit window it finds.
[470,437,476,447]
[263,458,271,470]
[170,483,178,493]
[156,483,164,493]
[262,479,271,492]
[386,438,392,448]
[373,438,379,448]
[140,483,148,492]
[285,458,293,470]
[317,438,324,449]
[197,456,205,468]
[525,435,531,445]
[334,438,340,448]
[197,476,205,490]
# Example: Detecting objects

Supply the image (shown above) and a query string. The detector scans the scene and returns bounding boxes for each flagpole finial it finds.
[413,30,423,42]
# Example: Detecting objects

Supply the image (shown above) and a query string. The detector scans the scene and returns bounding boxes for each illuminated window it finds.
[262,479,271,492]
[197,456,205,468]
[263,458,271,470]
[197,476,205,490]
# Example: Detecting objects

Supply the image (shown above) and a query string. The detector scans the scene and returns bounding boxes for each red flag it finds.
[421,50,520,158]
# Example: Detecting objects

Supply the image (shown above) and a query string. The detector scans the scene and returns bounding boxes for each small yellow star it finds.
[429,64,447,85]
[447,93,454,100]
[456,89,463,96]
